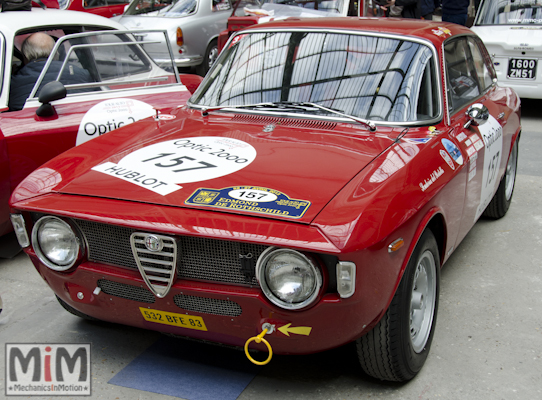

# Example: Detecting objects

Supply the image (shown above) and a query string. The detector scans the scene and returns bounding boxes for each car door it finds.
[66,0,129,18]
[444,35,517,245]
[1,30,193,213]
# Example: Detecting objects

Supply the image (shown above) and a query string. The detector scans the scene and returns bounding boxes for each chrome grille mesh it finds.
[174,294,242,317]
[97,279,155,303]
[76,219,267,286]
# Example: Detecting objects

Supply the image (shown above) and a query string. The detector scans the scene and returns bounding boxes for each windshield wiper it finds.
[199,101,377,132]
[278,102,377,131]
[200,102,276,115]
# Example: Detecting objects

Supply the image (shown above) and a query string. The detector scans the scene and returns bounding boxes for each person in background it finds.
[394,0,420,18]
[441,0,470,25]
[388,0,403,17]
[9,32,92,111]
[393,0,438,20]
[420,0,440,20]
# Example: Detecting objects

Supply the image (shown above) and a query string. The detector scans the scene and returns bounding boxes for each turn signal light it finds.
[337,261,356,298]
[176,27,183,46]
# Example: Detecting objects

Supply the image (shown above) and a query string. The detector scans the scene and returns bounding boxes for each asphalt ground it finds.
[0,99,541,400]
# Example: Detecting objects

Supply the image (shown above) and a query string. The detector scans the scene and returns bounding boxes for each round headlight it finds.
[32,216,80,271]
[256,248,322,310]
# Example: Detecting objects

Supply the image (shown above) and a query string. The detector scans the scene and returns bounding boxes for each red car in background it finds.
[0,8,200,254]
[10,18,520,381]
[35,0,128,18]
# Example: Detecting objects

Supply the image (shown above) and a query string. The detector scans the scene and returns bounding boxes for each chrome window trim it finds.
[190,27,444,128]
[443,33,496,122]
[0,32,5,102]
[28,29,181,99]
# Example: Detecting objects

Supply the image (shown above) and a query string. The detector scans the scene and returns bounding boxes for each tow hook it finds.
[244,323,274,366]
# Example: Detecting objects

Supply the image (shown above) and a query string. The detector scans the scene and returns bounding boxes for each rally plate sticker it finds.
[139,307,207,331]
[186,186,311,219]
[92,137,257,195]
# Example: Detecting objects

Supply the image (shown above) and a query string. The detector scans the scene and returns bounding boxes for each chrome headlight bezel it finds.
[256,247,322,310]
[31,216,83,272]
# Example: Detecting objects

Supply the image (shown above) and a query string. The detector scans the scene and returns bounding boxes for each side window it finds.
[107,0,129,4]
[416,58,440,121]
[444,38,481,113]
[84,0,108,8]
[212,0,231,11]
[467,37,494,91]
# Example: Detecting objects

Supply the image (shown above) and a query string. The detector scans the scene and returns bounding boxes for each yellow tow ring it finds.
[244,327,273,366]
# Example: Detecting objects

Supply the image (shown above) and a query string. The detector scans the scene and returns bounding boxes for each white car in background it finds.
[471,0,542,99]
[114,0,232,75]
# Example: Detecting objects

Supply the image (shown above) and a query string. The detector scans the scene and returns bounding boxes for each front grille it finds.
[174,294,242,317]
[97,279,155,303]
[76,220,267,287]
[130,232,177,297]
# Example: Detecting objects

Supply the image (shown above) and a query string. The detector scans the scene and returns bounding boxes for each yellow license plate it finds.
[139,307,207,331]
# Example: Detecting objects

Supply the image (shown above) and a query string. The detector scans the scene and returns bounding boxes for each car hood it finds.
[39,110,397,224]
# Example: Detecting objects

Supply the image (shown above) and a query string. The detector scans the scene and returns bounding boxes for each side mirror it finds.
[36,81,67,117]
[464,103,489,129]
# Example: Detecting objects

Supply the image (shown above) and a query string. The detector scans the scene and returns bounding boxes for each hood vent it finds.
[231,114,337,130]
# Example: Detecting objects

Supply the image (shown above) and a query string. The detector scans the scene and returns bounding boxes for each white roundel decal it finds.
[76,99,155,145]
[228,188,278,202]
[92,137,257,195]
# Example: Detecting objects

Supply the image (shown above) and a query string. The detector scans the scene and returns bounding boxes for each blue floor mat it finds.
[109,336,261,400]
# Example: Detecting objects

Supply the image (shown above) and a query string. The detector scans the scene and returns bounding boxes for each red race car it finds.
[0,9,200,249]
[10,18,520,381]
[61,0,128,18]
[31,0,128,18]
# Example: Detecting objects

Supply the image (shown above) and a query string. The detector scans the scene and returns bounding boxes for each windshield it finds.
[190,31,440,123]
[476,0,542,25]
[124,0,197,17]
[57,0,69,9]
[29,30,178,100]
[235,0,346,16]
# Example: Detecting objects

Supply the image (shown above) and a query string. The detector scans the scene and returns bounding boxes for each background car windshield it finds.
[192,31,439,123]
[125,0,197,16]
[29,31,178,100]
[237,0,345,16]
[476,0,542,25]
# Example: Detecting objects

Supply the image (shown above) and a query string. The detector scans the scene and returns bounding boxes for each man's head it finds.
[21,32,55,62]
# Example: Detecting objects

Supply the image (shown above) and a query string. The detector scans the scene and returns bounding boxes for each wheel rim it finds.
[505,143,517,201]
[410,250,437,353]
[207,46,218,69]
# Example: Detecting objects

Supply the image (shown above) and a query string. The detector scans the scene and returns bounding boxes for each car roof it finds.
[245,17,475,47]
[0,8,125,37]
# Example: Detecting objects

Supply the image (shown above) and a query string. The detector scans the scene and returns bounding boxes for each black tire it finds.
[356,229,440,382]
[483,140,518,219]
[56,295,99,321]
[196,39,218,76]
